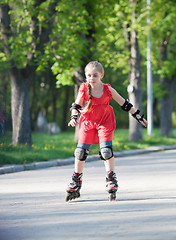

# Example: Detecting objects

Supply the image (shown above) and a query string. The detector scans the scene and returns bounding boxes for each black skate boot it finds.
[106,171,118,201]
[66,172,83,202]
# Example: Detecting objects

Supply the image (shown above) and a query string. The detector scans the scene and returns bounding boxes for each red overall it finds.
[78,83,116,145]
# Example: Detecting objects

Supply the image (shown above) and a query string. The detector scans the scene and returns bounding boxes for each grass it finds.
[0,128,176,166]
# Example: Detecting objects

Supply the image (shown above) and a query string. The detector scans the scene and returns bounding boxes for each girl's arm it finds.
[108,86,148,128]
[108,86,125,106]
[68,91,83,127]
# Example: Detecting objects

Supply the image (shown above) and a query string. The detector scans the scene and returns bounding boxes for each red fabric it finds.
[78,83,116,144]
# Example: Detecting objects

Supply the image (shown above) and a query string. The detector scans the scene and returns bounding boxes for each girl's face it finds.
[85,67,104,87]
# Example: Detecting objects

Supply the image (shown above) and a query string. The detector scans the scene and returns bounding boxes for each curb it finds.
[0,145,176,175]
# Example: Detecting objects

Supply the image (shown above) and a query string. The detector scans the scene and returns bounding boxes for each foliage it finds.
[91,0,149,114]
[51,0,90,86]
[92,0,130,72]
[151,0,176,82]
[0,0,89,76]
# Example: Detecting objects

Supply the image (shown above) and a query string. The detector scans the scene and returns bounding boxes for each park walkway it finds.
[0,149,176,240]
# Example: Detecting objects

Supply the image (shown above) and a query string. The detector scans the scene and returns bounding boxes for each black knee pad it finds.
[74,148,89,161]
[99,147,113,160]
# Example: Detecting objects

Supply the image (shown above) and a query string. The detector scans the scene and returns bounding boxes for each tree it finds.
[0,0,58,145]
[151,0,176,136]
[92,0,146,141]
[0,0,89,145]
[127,0,143,141]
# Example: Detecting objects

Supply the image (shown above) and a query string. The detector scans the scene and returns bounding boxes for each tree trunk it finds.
[160,76,174,136]
[128,0,143,142]
[10,68,32,146]
[159,39,175,136]
[52,91,57,122]
[62,86,70,131]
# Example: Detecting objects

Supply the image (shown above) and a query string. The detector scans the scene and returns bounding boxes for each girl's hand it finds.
[68,119,77,127]
[135,114,148,128]
[68,114,79,127]
[139,117,148,128]
[131,110,148,128]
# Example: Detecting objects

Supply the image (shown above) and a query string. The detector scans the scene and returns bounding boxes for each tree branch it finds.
[29,0,58,66]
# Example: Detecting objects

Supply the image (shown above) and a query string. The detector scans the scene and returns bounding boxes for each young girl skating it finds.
[66,61,148,201]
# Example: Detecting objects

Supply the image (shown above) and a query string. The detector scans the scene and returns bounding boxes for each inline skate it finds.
[66,172,83,202]
[106,171,118,201]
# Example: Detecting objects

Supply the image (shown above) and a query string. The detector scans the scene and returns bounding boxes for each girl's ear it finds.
[101,73,104,79]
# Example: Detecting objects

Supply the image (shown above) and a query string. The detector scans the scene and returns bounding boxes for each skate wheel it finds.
[66,193,71,202]
[109,192,116,201]
[65,191,80,202]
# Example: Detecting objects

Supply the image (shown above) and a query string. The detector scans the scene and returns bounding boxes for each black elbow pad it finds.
[121,99,133,112]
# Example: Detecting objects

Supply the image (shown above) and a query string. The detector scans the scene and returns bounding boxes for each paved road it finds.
[0,150,176,240]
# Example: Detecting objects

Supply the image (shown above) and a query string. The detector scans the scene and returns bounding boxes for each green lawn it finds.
[0,128,176,166]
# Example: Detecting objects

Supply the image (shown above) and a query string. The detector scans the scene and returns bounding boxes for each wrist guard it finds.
[71,114,79,121]
[70,103,82,113]
[132,109,144,124]
[121,99,133,112]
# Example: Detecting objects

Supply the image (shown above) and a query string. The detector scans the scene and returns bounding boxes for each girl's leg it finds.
[104,156,115,172]
[74,143,91,173]
[98,141,118,200]
[75,158,85,173]
[100,143,118,200]
[66,143,90,201]
[99,141,115,172]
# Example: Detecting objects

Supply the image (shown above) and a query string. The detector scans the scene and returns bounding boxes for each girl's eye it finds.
[93,74,98,77]
[87,73,98,77]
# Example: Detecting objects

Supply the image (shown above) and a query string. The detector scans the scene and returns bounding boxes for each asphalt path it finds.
[0,150,176,240]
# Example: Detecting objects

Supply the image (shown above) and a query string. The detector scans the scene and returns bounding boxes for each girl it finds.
[66,61,148,201]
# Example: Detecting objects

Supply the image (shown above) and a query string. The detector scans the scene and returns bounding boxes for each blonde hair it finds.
[85,61,104,75]
[82,61,104,114]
